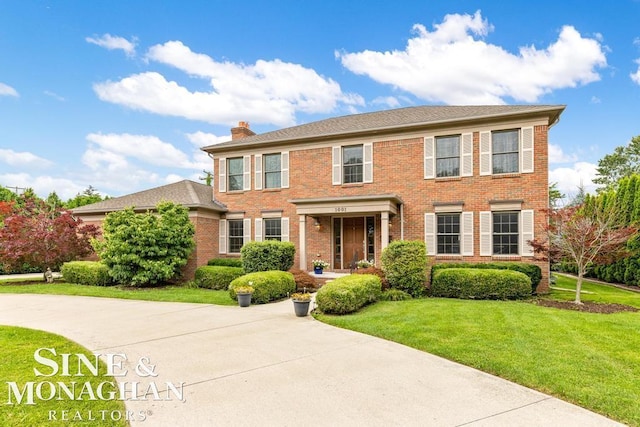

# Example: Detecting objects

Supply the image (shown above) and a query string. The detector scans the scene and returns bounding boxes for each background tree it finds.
[0,185,18,202]
[0,195,99,272]
[95,201,195,286]
[65,186,107,209]
[549,182,565,208]
[530,204,635,304]
[594,135,640,191]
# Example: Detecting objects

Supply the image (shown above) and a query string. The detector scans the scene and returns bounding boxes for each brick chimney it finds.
[230,121,256,140]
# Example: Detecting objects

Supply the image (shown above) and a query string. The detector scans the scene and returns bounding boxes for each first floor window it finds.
[228,219,244,253]
[437,213,460,254]
[436,135,460,177]
[492,130,519,174]
[493,211,518,255]
[228,157,244,191]
[343,145,363,184]
[264,218,282,241]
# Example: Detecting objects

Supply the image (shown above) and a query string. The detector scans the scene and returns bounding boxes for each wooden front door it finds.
[342,217,365,269]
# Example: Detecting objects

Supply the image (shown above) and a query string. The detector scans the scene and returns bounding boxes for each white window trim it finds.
[479,210,534,256]
[332,144,372,185]
[426,211,473,256]
[425,133,472,179]
[255,216,290,242]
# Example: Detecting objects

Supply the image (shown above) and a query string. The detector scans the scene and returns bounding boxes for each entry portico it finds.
[290,194,403,270]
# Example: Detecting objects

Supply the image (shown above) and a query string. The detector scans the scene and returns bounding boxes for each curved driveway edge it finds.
[0,294,623,426]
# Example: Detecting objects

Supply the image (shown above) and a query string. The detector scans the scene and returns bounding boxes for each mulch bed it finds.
[534,299,639,314]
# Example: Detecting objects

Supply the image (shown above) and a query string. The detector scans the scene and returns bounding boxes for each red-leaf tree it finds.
[0,196,99,273]
[530,205,636,304]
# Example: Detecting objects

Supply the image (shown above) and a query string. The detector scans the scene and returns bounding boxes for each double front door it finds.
[333,217,375,269]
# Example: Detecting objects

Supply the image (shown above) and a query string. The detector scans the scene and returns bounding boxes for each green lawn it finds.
[0,326,127,427]
[0,281,236,305]
[316,277,640,426]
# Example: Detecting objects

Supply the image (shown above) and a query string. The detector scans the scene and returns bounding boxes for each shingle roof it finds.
[72,180,226,215]
[202,105,565,152]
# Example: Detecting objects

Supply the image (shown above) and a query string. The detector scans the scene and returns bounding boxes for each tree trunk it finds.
[575,270,583,304]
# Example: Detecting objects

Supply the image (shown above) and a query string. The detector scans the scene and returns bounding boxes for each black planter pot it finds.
[237,293,252,307]
[292,300,311,317]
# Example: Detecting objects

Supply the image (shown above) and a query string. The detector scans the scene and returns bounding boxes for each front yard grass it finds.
[0,281,235,306]
[0,326,127,427]
[316,276,640,426]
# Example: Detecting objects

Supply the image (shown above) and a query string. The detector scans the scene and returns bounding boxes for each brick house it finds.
[72,179,225,279]
[202,105,565,292]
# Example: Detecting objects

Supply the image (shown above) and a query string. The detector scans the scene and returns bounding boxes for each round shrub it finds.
[207,258,243,268]
[194,266,244,290]
[240,241,295,273]
[315,274,382,314]
[229,271,296,304]
[61,261,112,286]
[381,240,428,297]
[431,268,531,300]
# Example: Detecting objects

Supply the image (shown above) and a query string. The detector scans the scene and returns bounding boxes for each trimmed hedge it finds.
[315,274,382,314]
[431,268,531,300]
[194,266,244,290]
[241,241,295,273]
[61,261,113,286]
[431,262,542,294]
[207,258,243,268]
[381,240,428,297]
[229,271,296,304]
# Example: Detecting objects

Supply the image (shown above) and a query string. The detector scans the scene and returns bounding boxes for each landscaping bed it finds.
[534,298,639,313]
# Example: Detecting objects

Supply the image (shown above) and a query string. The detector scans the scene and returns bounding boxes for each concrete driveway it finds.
[0,294,622,426]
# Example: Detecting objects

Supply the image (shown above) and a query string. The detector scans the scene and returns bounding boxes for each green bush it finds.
[431,268,531,300]
[315,274,382,314]
[381,240,428,297]
[207,258,243,268]
[61,261,112,286]
[379,289,412,301]
[229,271,296,304]
[194,266,244,290]
[431,262,542,294]
[240,241,295,273]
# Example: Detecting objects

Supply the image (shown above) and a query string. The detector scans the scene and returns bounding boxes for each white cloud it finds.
[185,131,231,148]
[0,149,53,167]
[371,96,401,108]
[548,144,577,164]
[549,161,599,195]
[44,90,66,102]
[0,173,85,200]
[85,132,199,169]
[0,82,18,97]
[631,59,640,85]
[590,96,601,104]
[337,11,607,104]
[94,41,364,126]
[86,33,136,57]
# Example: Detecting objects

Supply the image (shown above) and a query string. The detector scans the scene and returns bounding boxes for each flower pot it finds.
[293,300,311,317]
[314,266,323,274]
[237,293,252,307]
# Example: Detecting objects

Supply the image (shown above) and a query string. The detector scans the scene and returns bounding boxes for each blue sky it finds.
[1,0,639,200]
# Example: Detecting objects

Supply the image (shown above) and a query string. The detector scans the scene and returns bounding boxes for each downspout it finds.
[400,203,404,241]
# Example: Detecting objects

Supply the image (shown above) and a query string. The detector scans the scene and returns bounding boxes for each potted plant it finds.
[235,285,254,307]
[312,260,329,274]
[291,291,312,317]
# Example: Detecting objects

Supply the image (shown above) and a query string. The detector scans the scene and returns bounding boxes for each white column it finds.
[299,214,307,270]
[381,212,390,250]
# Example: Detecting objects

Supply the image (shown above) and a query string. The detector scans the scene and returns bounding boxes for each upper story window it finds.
[254,152,289,190]
[424,133,472,179]
[227,158,244,191]
[332,143,373,185]
[479,127,534,176]
[343,145,363,184]
[264,154,282,189]
[436,135,460,178]
[492,130,519,174]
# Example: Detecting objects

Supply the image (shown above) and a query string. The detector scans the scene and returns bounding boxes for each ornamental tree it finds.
[530,205,635,304]
[95,201,195,286]
[0,196,99,272]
